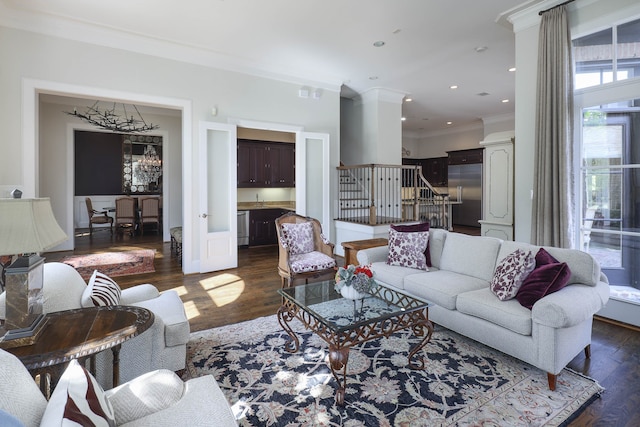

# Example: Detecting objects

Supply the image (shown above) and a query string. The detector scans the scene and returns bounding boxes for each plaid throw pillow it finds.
[82,270,122,307]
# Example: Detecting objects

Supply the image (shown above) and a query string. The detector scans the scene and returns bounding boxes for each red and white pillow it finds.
[40,360,115,427]
[490,249,536,301]
[82,270,122,307]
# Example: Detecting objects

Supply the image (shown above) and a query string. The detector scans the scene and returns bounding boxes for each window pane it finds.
[616,18,640,82]
[574,28,613,89]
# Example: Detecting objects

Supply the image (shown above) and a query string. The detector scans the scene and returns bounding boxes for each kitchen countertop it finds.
[237,201,296,211]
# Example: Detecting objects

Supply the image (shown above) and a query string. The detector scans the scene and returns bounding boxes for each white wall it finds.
[414,125,485,158]
[0,26,341,259]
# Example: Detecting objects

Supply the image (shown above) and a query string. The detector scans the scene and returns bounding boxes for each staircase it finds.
[336,164,451,229]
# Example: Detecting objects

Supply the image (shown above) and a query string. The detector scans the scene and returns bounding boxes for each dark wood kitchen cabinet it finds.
[249,208,289,246]
[268,143,295,187]
[237,140,295,188]
[237,140,268,187]
[422,157,448,186]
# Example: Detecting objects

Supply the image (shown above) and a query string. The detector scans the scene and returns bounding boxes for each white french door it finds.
[198,121,237,273]
[296,132,331,239]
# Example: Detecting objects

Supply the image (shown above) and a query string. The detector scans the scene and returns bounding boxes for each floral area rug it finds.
[61,249,155,280]
[185,315,603,427]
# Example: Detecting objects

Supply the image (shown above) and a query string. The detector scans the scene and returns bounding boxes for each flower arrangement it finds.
[334,264,377,294]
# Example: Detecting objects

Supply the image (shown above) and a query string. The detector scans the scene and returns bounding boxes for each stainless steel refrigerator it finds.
[448,163,482,227]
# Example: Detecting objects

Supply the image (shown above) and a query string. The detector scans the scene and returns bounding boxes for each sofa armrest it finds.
[109,374,236,427]
[356,245,389,265]
[120,284,161,304]
[531,280,610,328]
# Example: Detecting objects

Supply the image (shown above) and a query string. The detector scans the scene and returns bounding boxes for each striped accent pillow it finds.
[40,360,115,427]
[82,270,122,307]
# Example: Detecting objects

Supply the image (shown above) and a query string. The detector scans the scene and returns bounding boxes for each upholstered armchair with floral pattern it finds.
[275,212,336,287]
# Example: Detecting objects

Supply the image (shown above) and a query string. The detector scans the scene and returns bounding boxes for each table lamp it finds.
[0,198,67,345]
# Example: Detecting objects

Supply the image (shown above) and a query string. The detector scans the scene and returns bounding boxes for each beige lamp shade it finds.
[0,198,67,256]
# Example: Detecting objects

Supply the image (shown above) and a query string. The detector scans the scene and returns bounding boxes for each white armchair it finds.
[0,348,236,427]
[0,262,190,389]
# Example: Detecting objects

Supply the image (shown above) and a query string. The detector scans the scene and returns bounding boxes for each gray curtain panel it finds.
[530,5,575,248]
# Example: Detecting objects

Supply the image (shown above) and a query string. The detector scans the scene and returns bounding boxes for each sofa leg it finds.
[547,373,557,391]
[585,344,591,358]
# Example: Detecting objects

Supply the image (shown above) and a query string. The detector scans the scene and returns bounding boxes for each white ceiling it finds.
[1,0,543,135]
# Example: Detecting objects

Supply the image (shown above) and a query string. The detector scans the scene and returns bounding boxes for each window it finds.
[575,17,640,293]
[574,17,640,89]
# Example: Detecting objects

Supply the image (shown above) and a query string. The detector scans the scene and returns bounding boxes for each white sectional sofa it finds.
[357,228,610,390]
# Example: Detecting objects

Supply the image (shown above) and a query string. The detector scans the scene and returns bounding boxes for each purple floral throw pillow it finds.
[281,222,315,255]
[490,249,536,301]
[386,228,429,270]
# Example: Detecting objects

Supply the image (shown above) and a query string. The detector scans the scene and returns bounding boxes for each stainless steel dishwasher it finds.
[237,210,249,246]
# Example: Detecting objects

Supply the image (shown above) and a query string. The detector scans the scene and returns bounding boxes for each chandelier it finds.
[134,145,162,185]
[65,101,159,133]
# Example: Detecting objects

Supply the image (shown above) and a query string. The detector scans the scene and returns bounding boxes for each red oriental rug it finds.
[62,249,156,280]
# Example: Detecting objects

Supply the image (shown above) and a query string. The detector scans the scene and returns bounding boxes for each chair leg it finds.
[547,372,557,391]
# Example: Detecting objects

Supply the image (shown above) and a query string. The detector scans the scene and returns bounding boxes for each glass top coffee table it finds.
[277,280,433,405]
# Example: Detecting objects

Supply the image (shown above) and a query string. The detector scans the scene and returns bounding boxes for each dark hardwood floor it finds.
[44,227,640,426]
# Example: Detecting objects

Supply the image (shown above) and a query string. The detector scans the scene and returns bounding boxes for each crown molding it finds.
[353,87,408,107]
[0,1,343,93]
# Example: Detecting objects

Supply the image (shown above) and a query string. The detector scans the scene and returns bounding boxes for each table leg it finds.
[111,344,122,387]
[408,318,434,370]
[328,345,350,406]
[277,304,300,353]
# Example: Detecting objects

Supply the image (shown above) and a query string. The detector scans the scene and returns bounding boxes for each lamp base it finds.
[0,314,48,349]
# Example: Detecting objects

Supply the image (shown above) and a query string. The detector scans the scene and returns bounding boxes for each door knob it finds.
[201,213,208,218]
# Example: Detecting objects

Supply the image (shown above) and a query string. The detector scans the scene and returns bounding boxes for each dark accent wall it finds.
[74,130,122,195]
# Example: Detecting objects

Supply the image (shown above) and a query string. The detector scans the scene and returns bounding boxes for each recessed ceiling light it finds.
[405,97,413,102]
[446,121,453,125]
[373,41,385,47]
[450,85,458,90]
[509,67,516,72]
[501,99,510,103]
[475,46,488,53]
[401,117,407,121]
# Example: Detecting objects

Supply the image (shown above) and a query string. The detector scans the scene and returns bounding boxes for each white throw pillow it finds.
[490,249,536,301]
[40,360,115,427]
[82,270,122,307]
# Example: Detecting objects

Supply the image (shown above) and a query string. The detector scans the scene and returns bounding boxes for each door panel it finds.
[296,132,330,239]
[199,122,237,272]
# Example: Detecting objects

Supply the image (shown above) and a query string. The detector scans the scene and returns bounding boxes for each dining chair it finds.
[115,197,137,236]
[139,197,161,235]
[85,197,113,236]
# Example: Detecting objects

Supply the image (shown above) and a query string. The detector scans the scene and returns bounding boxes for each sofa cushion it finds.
[289,251,336,273]
[439,233,502,282]
[386,228,429,270]
[41,360,115,427]
[370,262,430,290]
[390,222,432,267]
[426,228,448,269]
[404,270,488,310]
[457,288,533,336]
[82,270,122,307]
[489,249,536,301]
[280,222,314,255]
